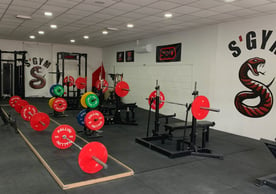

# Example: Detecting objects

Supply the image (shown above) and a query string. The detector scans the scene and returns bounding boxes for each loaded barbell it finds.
[52,124,108,173]
[95,79,130,97]
[9,96,50,131]
[147,91,220,120]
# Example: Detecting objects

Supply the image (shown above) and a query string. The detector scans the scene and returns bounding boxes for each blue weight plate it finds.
[50,84,57,96]
[77,109,87,126]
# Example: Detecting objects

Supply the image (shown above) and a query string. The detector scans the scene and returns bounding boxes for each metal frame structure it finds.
[0,50,27,98]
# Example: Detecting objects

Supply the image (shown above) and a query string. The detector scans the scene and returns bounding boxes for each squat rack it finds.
[56,52,87,109]
[0,50,27,98]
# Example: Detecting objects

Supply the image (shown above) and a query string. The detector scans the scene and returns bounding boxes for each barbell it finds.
[147,91,220,120]
[95,79,130,97]
[52,124,108,173]
[9,96,50,131]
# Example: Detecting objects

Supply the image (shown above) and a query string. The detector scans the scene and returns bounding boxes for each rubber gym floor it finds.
[0,98,275,194]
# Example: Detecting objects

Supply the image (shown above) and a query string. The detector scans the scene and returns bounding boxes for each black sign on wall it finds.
[117,51,124,62]
[125,50,134,62]
[156,43,182,62]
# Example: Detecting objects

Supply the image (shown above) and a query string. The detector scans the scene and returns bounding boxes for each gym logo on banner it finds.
[156,43,181,62]
[228,30,275,118]
[25,57,51,89]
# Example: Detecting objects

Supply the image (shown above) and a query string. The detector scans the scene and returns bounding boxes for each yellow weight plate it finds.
[80,92,94,108]
[49,97,56,109]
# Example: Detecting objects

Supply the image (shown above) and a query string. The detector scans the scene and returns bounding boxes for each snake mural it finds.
[29,66,46,89]
[234,57,274,118]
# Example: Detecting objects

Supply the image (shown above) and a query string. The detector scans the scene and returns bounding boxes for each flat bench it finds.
[164,121,215,148]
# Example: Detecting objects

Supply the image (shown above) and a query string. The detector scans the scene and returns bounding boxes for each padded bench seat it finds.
[164,121,215,148]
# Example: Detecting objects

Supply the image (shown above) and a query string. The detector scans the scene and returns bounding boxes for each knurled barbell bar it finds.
[52,124,108,173]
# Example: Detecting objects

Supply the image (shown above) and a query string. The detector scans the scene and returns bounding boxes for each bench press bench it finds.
[164,121,215,148]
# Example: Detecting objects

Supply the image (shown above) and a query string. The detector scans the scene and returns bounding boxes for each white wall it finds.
[103,25,217,120]
[0,39,102,97]
[103,15,276,141]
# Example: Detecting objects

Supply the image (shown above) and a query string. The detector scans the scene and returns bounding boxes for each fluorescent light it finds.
[44,12,52,16]
[127,23,134,28]
[50,24,57,29]
[83,35,89,39]
[106,27,118,31]
[224,0,236,2]
[164,13,173,18]
[38,31,44,35]
[102,30,108,35]
[29,35,35,39]
[16,15,32,20]
[70,39,75,43]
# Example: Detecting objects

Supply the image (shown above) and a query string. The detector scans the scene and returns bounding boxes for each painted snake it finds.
[234,57,274,118]
[29,66,46,89]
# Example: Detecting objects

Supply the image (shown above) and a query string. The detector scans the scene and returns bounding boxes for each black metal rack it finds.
[0,50,27,98]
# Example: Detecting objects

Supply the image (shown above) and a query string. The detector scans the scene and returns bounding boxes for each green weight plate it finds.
[53,84,64,97]
[80,92,93,108]
[85,93,99,108]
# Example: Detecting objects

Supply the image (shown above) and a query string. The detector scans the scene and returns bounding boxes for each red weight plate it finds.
[115,81,129,97]
[30,112,50,131]
[63,76,74,87]
[75,77,87,89]
[84,110,104,131]
[95,79,108,93]
[148,91,165,110]
[9,96,21,108]
[14,99,29,113]
[52,98,67,112]
[21,105,38,121]
[191,95,210,120]
[78,142,108,174]
[52,124,76,149]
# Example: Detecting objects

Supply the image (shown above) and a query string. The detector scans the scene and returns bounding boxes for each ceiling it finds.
[1,0,276,48]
